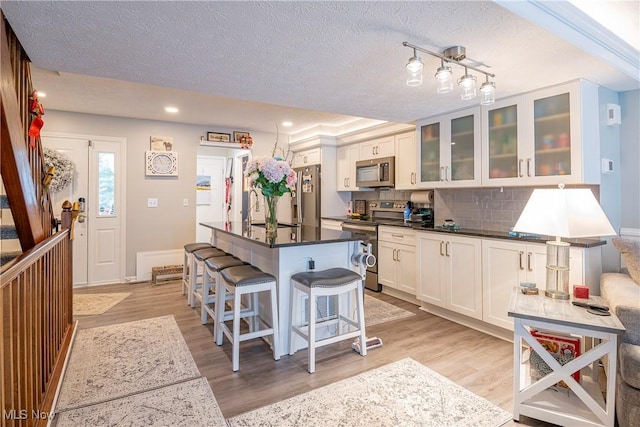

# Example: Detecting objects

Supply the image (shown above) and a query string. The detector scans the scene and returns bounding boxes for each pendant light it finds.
[406,48,423,87]
[458,67,477,100]
[480,75,496,105]
[434,58,453,93]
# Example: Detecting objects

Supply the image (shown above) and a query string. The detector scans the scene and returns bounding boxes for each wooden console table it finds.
[507,288,625,427]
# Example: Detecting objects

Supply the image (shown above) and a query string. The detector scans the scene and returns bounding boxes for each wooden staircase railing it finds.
[0,227,75,427]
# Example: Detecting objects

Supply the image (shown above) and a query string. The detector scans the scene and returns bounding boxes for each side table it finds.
[507,287,625,427]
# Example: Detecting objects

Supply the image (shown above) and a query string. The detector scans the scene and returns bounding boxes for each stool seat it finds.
[184,243,212,253]
[193,247,226,261]
[290,268,362,288]
[221,265,276,287]
[204,255,246,272]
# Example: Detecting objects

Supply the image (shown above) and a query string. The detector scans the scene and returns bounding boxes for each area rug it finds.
[73,292,131,315]
[55,315,201,412]
[364,294,415,326]
[55,377,226,427]
[227,358,512,427]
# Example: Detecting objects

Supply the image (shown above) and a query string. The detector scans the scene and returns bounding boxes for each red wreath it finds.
[28,90,45,148]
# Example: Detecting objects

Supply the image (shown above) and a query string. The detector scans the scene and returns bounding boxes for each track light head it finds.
[434,59,453,94]
[480,80,496,105]
[458,68,477,100]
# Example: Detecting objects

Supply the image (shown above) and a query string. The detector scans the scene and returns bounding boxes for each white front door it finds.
[195,155,226,242]
[42,133,125,287]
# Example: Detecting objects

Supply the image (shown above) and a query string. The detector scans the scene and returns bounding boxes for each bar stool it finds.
[182,243,212,295]
[289,268,367,373]
[216,265,280,372]
[201,255,247,337]
[189,247,227,307]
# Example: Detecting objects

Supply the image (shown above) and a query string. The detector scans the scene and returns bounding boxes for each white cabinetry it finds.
[482,238,587,330]
[336,144,361,191]
[360,136,395,160]
[320,219,343,231]
[482,80,599,186]
[395,131,418,189]
[378,227,417,295]
[417,107,481,188]
[292,148,321,168]
[417,232,482,319]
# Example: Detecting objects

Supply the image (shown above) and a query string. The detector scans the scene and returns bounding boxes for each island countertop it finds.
[199,221,360,248]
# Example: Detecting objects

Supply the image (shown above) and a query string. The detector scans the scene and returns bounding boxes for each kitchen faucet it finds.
[247,188,260,227]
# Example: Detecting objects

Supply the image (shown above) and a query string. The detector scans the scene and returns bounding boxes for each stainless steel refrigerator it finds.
[291,165,321,229]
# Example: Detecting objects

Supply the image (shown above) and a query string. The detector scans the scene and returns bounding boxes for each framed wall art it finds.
[150,136,173,151]
[233,131,250,143]
[207,132,231,143]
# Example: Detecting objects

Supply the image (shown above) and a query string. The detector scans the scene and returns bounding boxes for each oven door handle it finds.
[341,224,377,233]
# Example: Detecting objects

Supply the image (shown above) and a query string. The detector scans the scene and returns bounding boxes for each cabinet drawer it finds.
[378,226,416,245]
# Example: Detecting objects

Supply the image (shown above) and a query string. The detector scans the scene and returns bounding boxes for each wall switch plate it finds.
[183,198,189,207]
[606,103,621,126]
[147,198,158,208]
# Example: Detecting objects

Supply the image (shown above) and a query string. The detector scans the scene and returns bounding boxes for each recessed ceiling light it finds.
[282,121,293,127]
[164,106,179,113]
[37,91,46,97]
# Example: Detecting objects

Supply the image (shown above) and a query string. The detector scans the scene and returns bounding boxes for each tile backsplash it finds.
[354,185,600,233]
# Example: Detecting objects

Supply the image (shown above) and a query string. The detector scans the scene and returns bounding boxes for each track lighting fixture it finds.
[403,41,496,105]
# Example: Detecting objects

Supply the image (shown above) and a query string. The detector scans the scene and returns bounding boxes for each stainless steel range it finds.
[341,200,429,292]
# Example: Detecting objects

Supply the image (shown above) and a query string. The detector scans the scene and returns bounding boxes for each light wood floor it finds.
[73,280,556,426]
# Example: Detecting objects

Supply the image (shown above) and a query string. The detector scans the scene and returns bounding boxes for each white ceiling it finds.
[2,1,638,141]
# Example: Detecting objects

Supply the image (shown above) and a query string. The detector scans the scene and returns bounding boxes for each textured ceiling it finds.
[2,1,638,139]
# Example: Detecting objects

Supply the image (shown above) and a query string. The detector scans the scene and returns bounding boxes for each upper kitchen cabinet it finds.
[394,131,417,190]
[360,136,395,160]
[417,107,481,188]
[482,80,600,186]
[292,147,321,168]
[336,144,362,191]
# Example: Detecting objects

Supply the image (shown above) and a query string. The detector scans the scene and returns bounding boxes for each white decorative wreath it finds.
[43,147,75,193]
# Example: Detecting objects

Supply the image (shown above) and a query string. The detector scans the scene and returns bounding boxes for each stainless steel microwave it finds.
[355,156,395,188]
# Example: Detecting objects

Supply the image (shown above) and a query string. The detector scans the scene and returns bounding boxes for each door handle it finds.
[440,241,445,256]
[527,252,533,271]
[445,241,451,257]
[396,249,400,262]
[446,166,450,182]
[411,172,415,184]
[527,159,532,177]
[440,166,445,181]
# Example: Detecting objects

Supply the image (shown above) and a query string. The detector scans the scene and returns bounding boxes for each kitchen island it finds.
[200,221,367,356]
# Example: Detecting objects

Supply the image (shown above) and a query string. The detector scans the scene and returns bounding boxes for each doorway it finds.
[42,133,126,287]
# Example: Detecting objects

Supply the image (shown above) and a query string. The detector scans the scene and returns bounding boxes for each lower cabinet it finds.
[378,227,417,295]
[417,232,482,320]
[482,238,587,330]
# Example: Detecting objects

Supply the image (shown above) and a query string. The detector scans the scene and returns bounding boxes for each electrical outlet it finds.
[147,198,158,208]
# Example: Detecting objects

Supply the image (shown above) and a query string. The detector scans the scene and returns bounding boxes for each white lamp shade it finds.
[513,188,616,238]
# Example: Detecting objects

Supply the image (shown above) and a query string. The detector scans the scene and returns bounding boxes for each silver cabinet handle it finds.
[393,248,398,261]
[396,249,400,262]
[446,166,450,182]
[440,166,445,181]
[527,158,532,177]
[445,241,451,257]
[518,159,524,177]
[412,172,416,184]
[527,252,533,272]
[519,251,524,270]
[392,233,404,238]
[440,241,445,256]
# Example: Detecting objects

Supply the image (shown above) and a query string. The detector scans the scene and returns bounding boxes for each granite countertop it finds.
[200,221,361,248]
[322,216,606,248]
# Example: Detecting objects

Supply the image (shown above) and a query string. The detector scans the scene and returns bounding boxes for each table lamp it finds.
[513,184,616,299]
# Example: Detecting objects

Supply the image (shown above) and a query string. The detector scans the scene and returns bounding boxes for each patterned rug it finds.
[227,358,512,427]
[55,378,226,427]
[55,315,201,412]
[73,292,131,315]
[364,295,416,326]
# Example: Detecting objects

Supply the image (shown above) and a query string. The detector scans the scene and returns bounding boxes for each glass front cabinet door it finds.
[418,107,480,187]
[482,80,598,186]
